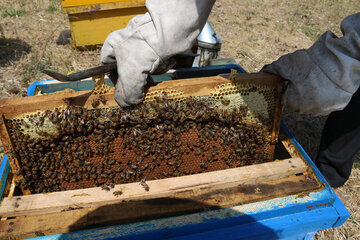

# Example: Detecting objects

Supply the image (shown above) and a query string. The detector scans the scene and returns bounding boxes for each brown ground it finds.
[0,0,359,238]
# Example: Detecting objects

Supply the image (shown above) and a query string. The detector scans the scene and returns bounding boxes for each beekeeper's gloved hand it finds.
[101,0,215,107]
[262,12,360,116]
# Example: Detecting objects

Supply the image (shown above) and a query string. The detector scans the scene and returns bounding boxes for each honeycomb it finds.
[5,80,283,194]
[91,74,112,95]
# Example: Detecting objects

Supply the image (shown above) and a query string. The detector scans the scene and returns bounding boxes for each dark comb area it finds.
[6,92,274,194]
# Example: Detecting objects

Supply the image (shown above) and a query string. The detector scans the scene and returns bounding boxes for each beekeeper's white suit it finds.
[101,0,360,117]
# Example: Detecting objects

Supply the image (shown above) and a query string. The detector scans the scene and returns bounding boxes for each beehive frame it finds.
[0,73,285,195]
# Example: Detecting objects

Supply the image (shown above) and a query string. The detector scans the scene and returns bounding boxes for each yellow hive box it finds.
[61,0,147,48]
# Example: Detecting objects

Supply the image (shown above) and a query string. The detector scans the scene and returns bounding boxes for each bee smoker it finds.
[192,21,222,67]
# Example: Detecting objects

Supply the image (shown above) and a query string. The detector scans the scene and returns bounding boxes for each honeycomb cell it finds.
[5,82,281,194]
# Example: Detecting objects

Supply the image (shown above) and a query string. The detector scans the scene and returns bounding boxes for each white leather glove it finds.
[262,12,360,116]
[101,0,215,107]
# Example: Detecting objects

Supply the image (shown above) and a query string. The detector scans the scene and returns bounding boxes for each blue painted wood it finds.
[0,155,10,201]
[34,65,246,94]
[280,122,349,226]
[26,189,345,240]
[331,195,350,228]
[36,79,115,94]
[26,80,55,96]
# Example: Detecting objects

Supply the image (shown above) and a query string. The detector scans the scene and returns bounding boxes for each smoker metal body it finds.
[192,21,222,67]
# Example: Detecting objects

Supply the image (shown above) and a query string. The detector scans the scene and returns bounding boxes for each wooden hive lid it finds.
[61,0,147,14]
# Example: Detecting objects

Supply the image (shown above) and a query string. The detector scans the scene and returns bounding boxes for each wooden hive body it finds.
[0,73,330,240]
[61,0,147,48]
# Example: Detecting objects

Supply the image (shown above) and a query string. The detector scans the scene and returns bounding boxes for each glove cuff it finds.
[262,50,353,116]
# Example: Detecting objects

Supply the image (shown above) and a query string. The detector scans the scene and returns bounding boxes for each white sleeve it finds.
[101,0,216,107]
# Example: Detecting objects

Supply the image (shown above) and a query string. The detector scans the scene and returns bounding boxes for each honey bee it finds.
[91,99,100,108]
[100,173,108,178]
[167,161,175,166]
[22,120,30,129]
[186,97,194,106]
[63,97,73,106]
[149,163,156,170]
[99,95,107,104]
[130,164,138,170]
[101,184,110,191]
[95,109,101,117]
[200,160,208,169]
[113,190,123,197]
[70,176,77,183]
[139,163,149,171]
[140,177,149,191]
[194,149,202,156]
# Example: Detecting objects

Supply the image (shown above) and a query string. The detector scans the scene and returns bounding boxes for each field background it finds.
[0,0,359,239]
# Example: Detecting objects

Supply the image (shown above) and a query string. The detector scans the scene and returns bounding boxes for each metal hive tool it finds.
[0,73,284,194]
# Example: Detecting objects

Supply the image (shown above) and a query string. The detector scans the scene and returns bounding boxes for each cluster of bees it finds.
[7,93,271,193]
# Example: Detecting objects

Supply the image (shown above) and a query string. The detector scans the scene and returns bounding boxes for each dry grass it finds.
[0,0,359,238]
[0,0,100,99]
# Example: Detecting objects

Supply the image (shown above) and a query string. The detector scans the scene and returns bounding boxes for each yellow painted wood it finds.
[62,0,146,14]
[61,0,147,48]
[68,7,146,47]
[61,0,145,8]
